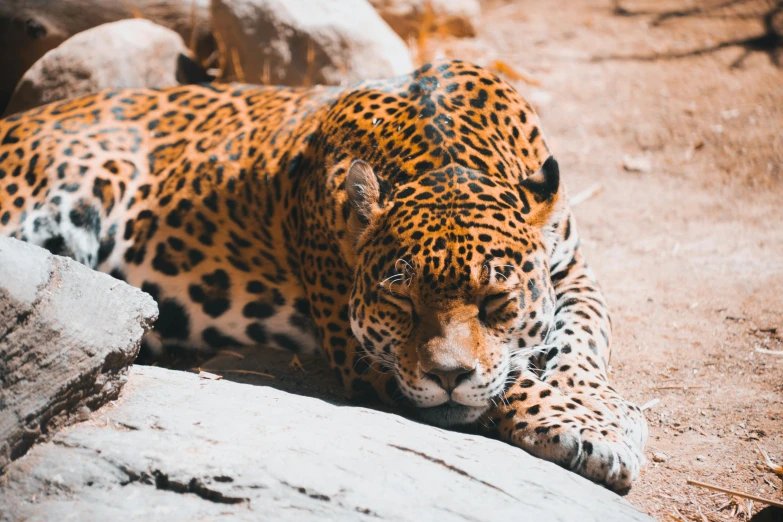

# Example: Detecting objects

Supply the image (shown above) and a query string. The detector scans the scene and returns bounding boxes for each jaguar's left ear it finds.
[522,156,560,203]
[345,160,381,226]
[343,160,384,257]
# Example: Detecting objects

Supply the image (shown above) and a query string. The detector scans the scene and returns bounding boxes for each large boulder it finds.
[368,0,481,39]
[0,237,158,474]
[0,0,214,115]
[5,19,208,115]
[211,0,413,86]
[0,365,654,521]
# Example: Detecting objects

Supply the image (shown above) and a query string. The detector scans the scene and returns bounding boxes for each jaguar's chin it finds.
[416,400,488,427]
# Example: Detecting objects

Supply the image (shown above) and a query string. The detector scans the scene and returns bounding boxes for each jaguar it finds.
[0,60,647,491]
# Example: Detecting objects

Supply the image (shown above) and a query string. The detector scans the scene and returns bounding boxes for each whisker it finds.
[395,258,414,274]
[510,343,556,362]
[379,273,405,286]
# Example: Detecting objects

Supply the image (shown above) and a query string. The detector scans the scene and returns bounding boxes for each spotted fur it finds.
[0,61,646,491]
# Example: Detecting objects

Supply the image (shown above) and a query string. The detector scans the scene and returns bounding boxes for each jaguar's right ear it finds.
[345,160,381,227]
[521,155,560,203]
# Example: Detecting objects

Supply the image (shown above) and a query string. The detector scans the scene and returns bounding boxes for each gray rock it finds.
[0,237,158,474]
[368,0,481,39]
[0,0,214,115]
[212,0,413,86]
[0,365,653,521]
[5,19,205,115]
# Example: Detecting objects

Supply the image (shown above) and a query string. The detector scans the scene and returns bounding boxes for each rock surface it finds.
[212,0,413,86]
[0,237,158,474]
[5,19,206,115]
[0,0,214,115]
[369,0,481,38]
[0,365,653,521]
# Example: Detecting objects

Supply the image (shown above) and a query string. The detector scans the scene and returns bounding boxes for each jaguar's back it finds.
[0,83,340,353]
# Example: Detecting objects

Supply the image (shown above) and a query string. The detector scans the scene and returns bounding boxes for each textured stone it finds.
[0,365,653,521]
[0,0,214,115]
[211,0,413,86]
[5,19,206,115]
[369,0,481,38]
[0,237,158,474]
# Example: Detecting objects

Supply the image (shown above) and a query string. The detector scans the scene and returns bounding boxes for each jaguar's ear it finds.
[345,160,381,226]
[522,156,560,203]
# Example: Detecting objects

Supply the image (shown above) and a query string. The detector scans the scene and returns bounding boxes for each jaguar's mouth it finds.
[416,400,488,427]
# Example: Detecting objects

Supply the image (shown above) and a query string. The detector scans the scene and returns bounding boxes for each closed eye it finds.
[379,290,413,312]
[479,292,512,321]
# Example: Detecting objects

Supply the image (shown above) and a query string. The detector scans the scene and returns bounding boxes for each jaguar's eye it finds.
[380,291,413,312]
[479,292,512,322]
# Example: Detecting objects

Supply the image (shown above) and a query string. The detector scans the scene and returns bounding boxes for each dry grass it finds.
[197,367,276,379]
[188,0,199,57]
[230,48,245,83]
[407,0,456,66]
[487,60,541,86]
[120,0,216,73]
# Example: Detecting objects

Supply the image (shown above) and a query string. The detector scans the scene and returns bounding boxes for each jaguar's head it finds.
[345,157,564,426]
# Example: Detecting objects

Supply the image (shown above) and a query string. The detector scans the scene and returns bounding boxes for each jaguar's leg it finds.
[541,213,648,460]
[487,211,647,490]
[481,370,641,492]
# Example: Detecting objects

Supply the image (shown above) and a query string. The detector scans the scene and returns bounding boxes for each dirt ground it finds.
[441,1,783,519]
[180,1,783,520]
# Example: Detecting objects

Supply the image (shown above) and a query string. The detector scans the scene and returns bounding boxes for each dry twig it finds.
[668,506,687,521]
[199,370,223,380]
[289,354,306,373]
[217,349,246,359]
[686,479,783,509]
[654,385,708,390]
[202,368,275,379]
[756,443,783,479]
[640,397,660,411]
[569,183,603,207]
[755,347,783,355]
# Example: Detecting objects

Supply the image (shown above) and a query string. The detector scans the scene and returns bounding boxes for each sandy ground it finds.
[167,1,783,520]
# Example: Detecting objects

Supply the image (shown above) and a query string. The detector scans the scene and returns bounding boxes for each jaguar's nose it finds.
[424,366,476,393]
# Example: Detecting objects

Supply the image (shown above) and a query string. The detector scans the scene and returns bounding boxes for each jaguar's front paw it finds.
[489,391,644,493]
[512,418,642,491]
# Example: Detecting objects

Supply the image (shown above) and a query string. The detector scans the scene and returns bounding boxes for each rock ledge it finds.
[0,365,652,521]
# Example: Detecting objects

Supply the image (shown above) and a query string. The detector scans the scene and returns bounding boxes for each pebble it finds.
[528,90,552,109]
[622,154,652,173]
[652,452,668,463]
[75,405,92,422]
